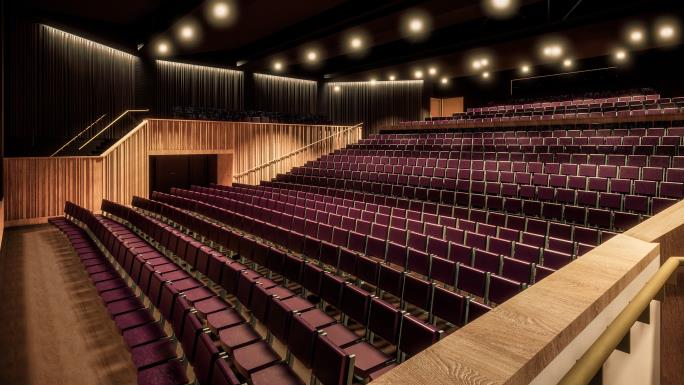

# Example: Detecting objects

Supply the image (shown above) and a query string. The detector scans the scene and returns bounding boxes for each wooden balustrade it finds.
[3,119,360,226]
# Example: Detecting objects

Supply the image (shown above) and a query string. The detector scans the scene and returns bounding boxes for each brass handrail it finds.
[233,123,363,179]
[558,256,684,385]
[78,109,149,150]
[51,113,107,157]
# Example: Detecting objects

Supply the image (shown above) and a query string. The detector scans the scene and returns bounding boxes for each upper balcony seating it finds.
[398,95,684,126]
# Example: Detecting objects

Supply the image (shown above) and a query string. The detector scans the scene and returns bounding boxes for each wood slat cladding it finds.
[3,119,359,225]
[3,157,103,225]
[233,123,361,185]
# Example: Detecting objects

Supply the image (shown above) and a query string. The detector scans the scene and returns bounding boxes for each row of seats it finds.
[372,126,684,139]
[110,197,454,383]
[48,215,193,385]
[179,185,568,273]
[299,161,684,197]
[321,154,684,169]
[206,183,603,254]
[330,150,684,166]
[277,172,669,228]
[146,189,509,315]
[223,182,616,248]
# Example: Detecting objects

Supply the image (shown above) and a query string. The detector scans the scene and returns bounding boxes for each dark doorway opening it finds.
[149,154,217,194]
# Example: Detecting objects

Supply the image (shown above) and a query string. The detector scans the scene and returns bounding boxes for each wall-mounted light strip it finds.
[78,109,149,150]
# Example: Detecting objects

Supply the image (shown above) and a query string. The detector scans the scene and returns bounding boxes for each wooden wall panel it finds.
[3,157,103,225]
[4,119,360,225]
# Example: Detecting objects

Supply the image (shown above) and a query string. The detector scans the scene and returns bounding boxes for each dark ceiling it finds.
[12,0,684,81]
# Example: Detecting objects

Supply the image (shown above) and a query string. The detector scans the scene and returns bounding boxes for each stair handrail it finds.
[50,113,107,157]
[78,109,149,150]
[233,122,363,179]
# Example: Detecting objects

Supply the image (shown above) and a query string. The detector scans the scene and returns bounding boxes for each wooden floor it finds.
[0,224,138,385]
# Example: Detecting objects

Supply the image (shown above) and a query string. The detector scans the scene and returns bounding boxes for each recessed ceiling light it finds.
[542,44,564,58]
[157,42,169,54]
[659,25,675,40]
[414,70,423,79]
[563,58,573,68]
[521,64,530,74]
[482,71,490,79]
[389,75,396,81]
[213,2,229,19]
[428,67,437,76]
[307,51,318,62]
[370,79,377,85]
[490,0,512,10]
[273,61,283,71]
[480,58,489,66]
[333,85,341,92]
[409,18,424,33]
[629,29,644,43]
[441,77,449,84]
[350,37,363,49]
[615,49,627,61]
[180,26,194,40]
[472,61,482,70]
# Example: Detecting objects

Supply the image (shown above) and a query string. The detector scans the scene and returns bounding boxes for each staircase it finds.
[52,109,148,157]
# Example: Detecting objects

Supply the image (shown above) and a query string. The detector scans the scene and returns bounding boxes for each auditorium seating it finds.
[402,94,684,126]
[49,212,191,385]
[99,198,447,384]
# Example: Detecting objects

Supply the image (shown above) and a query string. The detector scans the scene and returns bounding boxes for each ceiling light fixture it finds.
[563,58,573,68]
[629,30,644,43]
[213,2,229,18]
[273,61,283,71]
[333,85,341,92]
[350,37,363,49]
[180,26,194,40]
[157,42,169,55]
[441,77,449,84]
[659,25,675,40]
[428,67,437,76]
[521,64,530,74]
[389,75,396,81]
[409,18,424,33]
[307,51,318,62]
[482,71,490,79]
[414,70,423,79]
[614,49,627,61]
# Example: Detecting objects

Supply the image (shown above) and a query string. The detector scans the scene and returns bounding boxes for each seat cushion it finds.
[106,298,144,316]
[194,297,229,317]
[114,309,155,331]
[232,341,280,378]
[207,308,245,333]
[218,324,261,353]
[251,363,304,385]
[131,339,177,369]
[100,287,135,304]
[343,341,393,378]
[299,309,335,329]
[368,363,398,381]
[123,323,165,348]
[321,324,360,348]
[137,359,188,385]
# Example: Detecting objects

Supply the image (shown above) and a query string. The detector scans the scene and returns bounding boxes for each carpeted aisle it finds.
[0,224,138,385]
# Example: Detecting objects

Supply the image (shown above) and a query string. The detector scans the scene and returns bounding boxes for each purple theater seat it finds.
[137,359,188,385]
[399,314,442,358]
[488,275,522,304]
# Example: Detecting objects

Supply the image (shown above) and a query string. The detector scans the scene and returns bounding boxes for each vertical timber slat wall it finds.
[3,120,359,226]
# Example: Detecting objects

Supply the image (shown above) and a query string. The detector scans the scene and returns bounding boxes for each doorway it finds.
[149,154,217,194]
